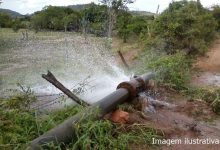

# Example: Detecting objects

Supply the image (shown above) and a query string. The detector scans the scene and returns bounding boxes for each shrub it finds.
[0,12,12,28]
[212,5,220,31]
[12,19,22,32]
[153,0,217,55]
[147,52,191,89]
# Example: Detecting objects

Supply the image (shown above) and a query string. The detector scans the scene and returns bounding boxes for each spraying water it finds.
[0,31,131,106]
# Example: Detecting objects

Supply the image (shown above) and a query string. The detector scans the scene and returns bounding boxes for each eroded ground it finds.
[109,88,220,150]
[192,39,220,87]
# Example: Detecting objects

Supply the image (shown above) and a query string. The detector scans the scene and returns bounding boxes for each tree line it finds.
[0,0,220,48]
[0,1,152,42]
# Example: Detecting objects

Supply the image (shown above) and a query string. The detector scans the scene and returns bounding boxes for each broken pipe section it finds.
[28,72,154,149]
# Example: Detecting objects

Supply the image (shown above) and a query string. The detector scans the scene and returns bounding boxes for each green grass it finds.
[0,90,160,150]
[0,92,82,149]
[185,87,220,114]
[70,120,159,150]
[0,28,160,149]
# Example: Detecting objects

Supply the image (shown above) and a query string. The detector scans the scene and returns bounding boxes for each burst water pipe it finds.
[28,72,155,149]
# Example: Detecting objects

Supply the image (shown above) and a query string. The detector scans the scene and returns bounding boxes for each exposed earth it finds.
[111,39,220,150]
[109,87,220,150]
[192,39,220,87]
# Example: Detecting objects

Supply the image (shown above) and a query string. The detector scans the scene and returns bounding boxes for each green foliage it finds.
[0,105,81,149]
[116,11,132,42]
[1,84,36,109]
[0,109,37,149]
[153,0,217,54]
[0,12,12,28]
[27,2,151,39]
[0,90,159,150]
[82,3,108,36]
[186,87,220,114]
[147,52,191,89]
[116,11,153,42]
[12,19,22,32]
[212,5,220,31]
[31,6,81,32]
[128,16,149,36]
[0,91,80,149]
[63,13,80,32]
[72,119,159,150]
[0,13,29,30]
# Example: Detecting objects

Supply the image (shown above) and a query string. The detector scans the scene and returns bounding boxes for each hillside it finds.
[130,10,155,16]
[68,4,155,16]
[67,4,91,11]
[0,8,23,18]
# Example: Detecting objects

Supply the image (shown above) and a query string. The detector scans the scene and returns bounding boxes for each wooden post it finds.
[118,50,129,70]
[42,71,89,107]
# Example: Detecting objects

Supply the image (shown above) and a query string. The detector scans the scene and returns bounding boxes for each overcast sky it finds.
[0,0,220,15]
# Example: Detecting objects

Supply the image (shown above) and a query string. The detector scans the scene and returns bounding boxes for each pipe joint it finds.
[116,73,155,99]
[117,77,145,98]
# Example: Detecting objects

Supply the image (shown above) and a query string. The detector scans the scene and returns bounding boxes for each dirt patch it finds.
[112,37,143,65]
[193,39,220,87]
[112,88,220,150]
[192,72,220,87]
[194,39,220,73]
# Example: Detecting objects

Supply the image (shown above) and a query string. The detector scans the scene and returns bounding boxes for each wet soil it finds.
[110,38,220,149]
[192,39,220,87]
[110,88,220,150]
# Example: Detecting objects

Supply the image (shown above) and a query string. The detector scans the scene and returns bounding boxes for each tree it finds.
[12,19,21,32]
[31,6,81,32]
[81,3,108,36]
[0,13,12,28]
[99,0,135,37]
[100,0,134,10]
[128,16,149,36]
[63,12,80,32]
[31,13,46,32]
[116,11,132,42]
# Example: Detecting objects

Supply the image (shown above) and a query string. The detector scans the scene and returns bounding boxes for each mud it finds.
[192,72,220,87]
[120,88,220,150]
[193,39,220,87]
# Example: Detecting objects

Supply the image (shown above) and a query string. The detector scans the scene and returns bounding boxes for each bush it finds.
[147,52,191,89]
[153,0,217,54]
[12,19,22,32]
[0,12,12,28]
[212,5,220,31]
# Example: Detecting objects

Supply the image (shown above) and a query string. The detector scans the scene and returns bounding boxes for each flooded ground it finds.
[0,29,130,106]
[111,87,220,150]
[192,72,220,87]
[192,39,220,87]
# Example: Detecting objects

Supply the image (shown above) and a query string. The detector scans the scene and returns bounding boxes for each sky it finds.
[0,0,220,15]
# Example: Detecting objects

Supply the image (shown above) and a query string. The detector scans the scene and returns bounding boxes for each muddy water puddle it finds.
[192,72,220,87]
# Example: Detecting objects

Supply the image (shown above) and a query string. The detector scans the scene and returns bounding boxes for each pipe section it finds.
[28,72,154,149]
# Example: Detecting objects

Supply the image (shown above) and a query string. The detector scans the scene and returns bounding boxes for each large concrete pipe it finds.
[28,72,154,149]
